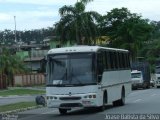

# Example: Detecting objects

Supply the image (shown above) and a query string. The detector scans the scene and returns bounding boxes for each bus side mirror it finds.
[98,75,102,83]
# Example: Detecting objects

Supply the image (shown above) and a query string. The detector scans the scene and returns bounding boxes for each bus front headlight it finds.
[84,94,96,99]
[47,96,58,100]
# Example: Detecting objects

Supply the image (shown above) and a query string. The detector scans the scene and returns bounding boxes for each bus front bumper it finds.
[46,94,100,109]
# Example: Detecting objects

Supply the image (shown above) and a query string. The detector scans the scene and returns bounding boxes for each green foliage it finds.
[150,21,160,39]
[0,47,27,86]
[0,102,37,113]
[0,88,45,96]
[99,7,153,60]
[55,0,101,45]
[0,27,54,45]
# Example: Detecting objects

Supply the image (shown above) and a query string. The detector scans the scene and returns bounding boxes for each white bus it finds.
[46,46,131,114]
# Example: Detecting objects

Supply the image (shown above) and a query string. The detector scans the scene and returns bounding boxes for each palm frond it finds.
[80,0,93,5]
[59,5,76,16]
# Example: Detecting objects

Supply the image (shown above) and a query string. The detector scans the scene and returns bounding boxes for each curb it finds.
[0,105,44,114]
[0,95,34,99]
[0,95,25,99]
[0,94,46,99]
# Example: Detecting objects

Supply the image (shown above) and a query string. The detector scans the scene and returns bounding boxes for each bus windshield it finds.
[46,53,96,86]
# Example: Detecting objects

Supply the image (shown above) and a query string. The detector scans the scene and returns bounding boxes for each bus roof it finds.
[47,45,128,54]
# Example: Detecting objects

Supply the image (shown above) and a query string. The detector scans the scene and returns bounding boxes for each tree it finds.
[0,48,26,86]
[55,0,101,45]
[0,27,55,45]
[150,21,160,39]
[99,7,153,60]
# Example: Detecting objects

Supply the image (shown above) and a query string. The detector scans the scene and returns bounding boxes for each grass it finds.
[31,85,46,88]
[0,89,45,97]
[0,102,37,113]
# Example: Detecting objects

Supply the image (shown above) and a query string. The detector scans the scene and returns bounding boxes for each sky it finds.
[0,0,160,31]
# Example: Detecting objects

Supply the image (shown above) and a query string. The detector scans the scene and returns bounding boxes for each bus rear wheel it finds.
[59,108,67,114]
[113,88,125,106]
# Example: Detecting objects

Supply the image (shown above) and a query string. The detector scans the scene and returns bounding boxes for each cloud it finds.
[17,21,54,30]
[0,10,59,30]
[0,13,12,22]
[86,0,160,20]
[7,11,52,24]
[1,0,160,30]
[0,0,77,6]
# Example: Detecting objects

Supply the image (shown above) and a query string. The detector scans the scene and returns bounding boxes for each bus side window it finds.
[115,52,118,69]
[117,52,121,69]
[109,52,113,70]
[119,52,123,69]
[97,52,104,82]
[110,52,116,70]
[103,51,107,70]
[106,51,111,70]
[127,53,130,68]
[122,53,126,69]
[124,53,127,69]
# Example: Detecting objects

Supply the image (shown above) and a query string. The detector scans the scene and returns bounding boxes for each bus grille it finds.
[60,103,83,107]
[59,97,81,100]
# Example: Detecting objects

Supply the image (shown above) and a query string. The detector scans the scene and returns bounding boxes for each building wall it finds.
[25,61,41,72]
[16,51,29,60]
[14,74,45,86]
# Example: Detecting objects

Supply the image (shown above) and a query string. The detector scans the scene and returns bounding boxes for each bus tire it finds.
[99,91,107,111]
[113,87,125,106]
[59,108,67,114]
[120,88,125,106]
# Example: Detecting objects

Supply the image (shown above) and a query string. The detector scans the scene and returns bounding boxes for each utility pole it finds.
[14,16,17,43]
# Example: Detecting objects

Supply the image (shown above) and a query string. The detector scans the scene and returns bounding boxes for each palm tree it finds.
[55,0,101,45]
[0,48,26,86]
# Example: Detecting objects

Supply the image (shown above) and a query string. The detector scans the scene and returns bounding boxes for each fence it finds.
[0,74,7,89]
[14,73,45,86]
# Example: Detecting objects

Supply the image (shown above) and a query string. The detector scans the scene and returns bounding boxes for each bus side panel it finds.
[101,70,131,103]
[119,70,132,96]
[102,71,121,103]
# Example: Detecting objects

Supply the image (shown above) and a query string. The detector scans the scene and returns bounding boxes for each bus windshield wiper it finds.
[64,84,86,87]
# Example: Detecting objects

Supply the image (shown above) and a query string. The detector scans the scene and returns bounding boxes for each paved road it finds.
[0,95,37,105]
[16,88,160,120]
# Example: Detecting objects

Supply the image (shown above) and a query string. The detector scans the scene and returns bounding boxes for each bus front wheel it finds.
[59,108,67,114]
